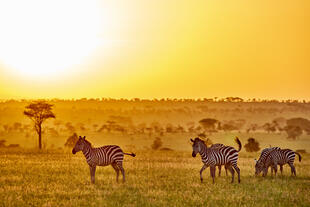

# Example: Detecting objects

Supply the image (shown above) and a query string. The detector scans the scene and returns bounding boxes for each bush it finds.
[0,139,6,147]
[244,138,260,152]
[284,125,302,139]
[151,137,163,150]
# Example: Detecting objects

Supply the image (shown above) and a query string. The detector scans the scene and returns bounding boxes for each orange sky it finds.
[0,0,309,100]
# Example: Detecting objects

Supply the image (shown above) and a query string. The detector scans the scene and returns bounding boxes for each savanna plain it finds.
[0,99,310,206]
[1,149,309,207]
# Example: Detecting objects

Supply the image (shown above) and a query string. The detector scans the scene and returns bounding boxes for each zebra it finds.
[191,137,242,183]
[255,147,281,176]
[255,148,302,177]
[72,136,136,184]
[210,143,227,176]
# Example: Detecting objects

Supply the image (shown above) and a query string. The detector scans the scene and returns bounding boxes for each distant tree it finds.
[13,122,22,131]
[224,97,244,102]
[197,133,213,146]
[199,118,218,134]
[286,118,310,135]
[24,101,55,149]
[48,128,59,137]
[246,124,258,133]
[0,139,6,147]
[65,122,75,133]
[272,117,286,131]
[64,133,78,148]
[92,124,98,131]
[244,138,260,152]
[166,123,174,133]
[151,137,163,150]
[262,122,276,133]
[283,125,303,140]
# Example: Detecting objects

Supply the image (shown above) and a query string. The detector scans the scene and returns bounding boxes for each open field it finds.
[1,149,309,207]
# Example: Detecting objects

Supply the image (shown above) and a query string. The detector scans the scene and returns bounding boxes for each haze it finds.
[0,0,309,100]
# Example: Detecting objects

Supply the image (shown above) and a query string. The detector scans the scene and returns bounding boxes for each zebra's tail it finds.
[295,152,302,162]
[235,137,242,152]
[124,152,136,157]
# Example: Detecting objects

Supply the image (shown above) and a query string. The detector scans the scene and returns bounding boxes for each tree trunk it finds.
[38,124,42,149]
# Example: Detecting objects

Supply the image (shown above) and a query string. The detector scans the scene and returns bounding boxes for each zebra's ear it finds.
[190,138,194,143]
[83,136,86,140]
[79,136,82,139]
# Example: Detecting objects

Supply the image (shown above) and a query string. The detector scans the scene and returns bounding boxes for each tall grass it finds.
[0,149,309,207]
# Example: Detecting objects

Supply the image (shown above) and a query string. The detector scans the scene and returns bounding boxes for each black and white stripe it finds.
[72,136,135,184]
[256,148,301,177]
[191,137,242,183]
[255,147,280,175]
[210,143,227,176]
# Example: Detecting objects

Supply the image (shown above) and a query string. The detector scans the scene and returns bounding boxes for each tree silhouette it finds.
[24,101,55,149]
[151,137,163,150]
[199,118,218,134]
[244,138,260,152]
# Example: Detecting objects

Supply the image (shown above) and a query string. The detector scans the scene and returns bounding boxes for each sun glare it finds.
[0,0,103,78]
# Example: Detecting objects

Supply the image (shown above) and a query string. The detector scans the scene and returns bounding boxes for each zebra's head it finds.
[254,159,264,175]
[190,137,204,157]
[72,136,86,154]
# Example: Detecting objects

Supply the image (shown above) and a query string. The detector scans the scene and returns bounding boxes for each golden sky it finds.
[0,0,309,100]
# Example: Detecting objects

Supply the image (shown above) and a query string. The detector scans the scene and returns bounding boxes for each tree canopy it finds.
[24,101,55,149]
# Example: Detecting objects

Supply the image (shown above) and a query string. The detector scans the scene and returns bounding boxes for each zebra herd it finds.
[72,136,302,184]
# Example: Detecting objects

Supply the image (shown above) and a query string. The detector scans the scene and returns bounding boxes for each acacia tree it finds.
[24,101,55,149]
[199,118,218,134]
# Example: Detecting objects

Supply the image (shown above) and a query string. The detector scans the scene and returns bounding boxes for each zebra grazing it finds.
[255,148,302,177]
[191,137,242,183]
[210,143,227,176]
[72,136,136,184]
[255,147,281,175]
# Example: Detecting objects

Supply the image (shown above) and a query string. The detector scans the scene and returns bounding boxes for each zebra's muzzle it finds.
[72,149,76,154]
[192,152,196,157]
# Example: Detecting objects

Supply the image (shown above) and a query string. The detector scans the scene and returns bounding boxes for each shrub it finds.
[244,138,260,152]
[284,125,302,139]
[151,137,163,150]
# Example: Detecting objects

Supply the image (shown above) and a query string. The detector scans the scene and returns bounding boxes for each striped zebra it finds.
[255,148,302,177]
[255,147,281,175]
[191,137,242,183]
[72,136,136,184]
[210,143,227,176]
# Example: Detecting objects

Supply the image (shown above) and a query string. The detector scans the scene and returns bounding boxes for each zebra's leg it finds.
[280,165,283,175]
[200,164,207,183]
[89,165,96,184]
[210,165,216,184]
[262,167,268,177]
[218,165,222,177]
[117,163,125,183]
[288,162,296,176]
[225,165,228,176]
[112,163,120,183]
[273,164,278,177]
[232,164,241,183]
[226,165,234,183]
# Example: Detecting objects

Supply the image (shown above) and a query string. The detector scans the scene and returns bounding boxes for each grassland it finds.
[1,149,309,207]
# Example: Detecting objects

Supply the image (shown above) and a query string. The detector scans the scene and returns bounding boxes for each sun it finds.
[0,0,103,79]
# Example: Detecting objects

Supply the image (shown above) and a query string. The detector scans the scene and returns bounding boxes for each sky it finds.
[0,0,309,100]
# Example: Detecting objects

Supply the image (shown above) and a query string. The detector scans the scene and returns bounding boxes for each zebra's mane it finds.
[83,139,93,148]
[194,137,208,147]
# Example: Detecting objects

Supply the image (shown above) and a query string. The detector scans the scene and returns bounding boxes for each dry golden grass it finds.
[0,149,309,207]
